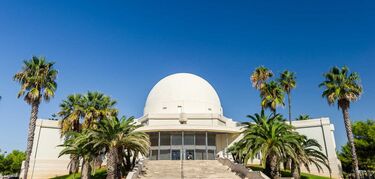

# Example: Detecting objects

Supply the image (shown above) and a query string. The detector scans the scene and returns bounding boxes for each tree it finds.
[240,111,302,179]
[250,66,273,90]
[296,114,310,121]
[338,119,375,177]
[290,137,330,179]
[58,92,118,173]
[260,81,285,113]
[278,70,296,124]
[89,116,150,179]
[0,150,26,176]
[227,142,246,164]
[319,66,363,179]
[58,94,84,174]
[13,56,58,179]
[59,131,100,179]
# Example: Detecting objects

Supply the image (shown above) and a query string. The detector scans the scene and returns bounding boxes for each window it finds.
[160,132,170,146]
[207,133,216,146]
[149,132,159,146]
[172,132,182,145]
[159,150,171,160]
[184,133,194,145]
[195,132,206,145]
[195,149,207,160]
[151,150,158,160]
[208,150,215,160]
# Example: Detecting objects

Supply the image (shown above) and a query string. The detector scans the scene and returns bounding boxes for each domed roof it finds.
[144,73,222,115]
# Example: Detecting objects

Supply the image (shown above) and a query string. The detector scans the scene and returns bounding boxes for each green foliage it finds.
[50,168,107,179]
[0,150,26,175]
[250,66,273,90]
[296,114,310,121]
[278,70,296,94]
[260,81,285,112]
[338,119,375,173]
[249,165,330,179]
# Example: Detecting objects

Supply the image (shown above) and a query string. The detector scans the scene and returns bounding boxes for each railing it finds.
[217,157,270,179]
[125,159,145,179]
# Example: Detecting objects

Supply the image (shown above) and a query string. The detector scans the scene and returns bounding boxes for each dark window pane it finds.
[149,132,159,146]
[151,150,158,160]
[207,133,216,146]
[184,133,194,145]
[172,133,182,145]
[195,133,206,145]
[195,149,207,160]
[160,132,170,146]
[208,150,215,160]
[160,150,171,160]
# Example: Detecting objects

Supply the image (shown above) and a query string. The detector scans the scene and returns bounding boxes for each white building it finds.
[25,73,342,178]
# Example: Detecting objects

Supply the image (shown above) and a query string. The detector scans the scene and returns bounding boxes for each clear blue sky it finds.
[0,1,374,152]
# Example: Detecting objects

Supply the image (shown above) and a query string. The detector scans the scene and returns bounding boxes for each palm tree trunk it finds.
[291,161,300,179]
[23,101,40,179]
[288,92,292,125]
[69,155,79,174]
[81,159,92,179]
[342,107,360,179]
[107,147,120,179]
[265,154,279,179]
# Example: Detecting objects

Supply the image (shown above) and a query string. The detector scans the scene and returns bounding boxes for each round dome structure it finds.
[144,73,222,115]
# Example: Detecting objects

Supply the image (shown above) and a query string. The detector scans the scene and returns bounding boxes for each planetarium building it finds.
[136,73,241,160]
[26,73,342,178]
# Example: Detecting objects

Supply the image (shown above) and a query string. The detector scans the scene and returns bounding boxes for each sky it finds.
[0,0,374,152]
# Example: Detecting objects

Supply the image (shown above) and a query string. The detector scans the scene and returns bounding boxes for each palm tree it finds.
[227,142,246,164]
[296,114,310,121]
[290,137,331,179]
[260,81,285,113]
[319,66,362,179]
[89,116,150,179]
[250,66,273,90]
[82,91,118,129]
[13,56,58,179]
[240,111,302,179]
[58,94,85,174]
[278,70,296,124]
[59,131,100,179]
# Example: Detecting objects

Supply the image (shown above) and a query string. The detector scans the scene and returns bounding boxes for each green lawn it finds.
[248,165,331,179]
[49,168,107,179]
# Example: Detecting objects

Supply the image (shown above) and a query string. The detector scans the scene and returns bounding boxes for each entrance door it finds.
[185,149,194,160]
[171,150,181,160]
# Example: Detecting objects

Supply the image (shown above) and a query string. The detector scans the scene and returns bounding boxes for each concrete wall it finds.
[26,120,70,179]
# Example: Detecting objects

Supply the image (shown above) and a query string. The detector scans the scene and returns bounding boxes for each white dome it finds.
[144,73,222,115]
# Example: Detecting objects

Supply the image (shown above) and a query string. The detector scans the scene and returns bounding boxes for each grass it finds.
[248,165,331,179]
[50,168,107,179]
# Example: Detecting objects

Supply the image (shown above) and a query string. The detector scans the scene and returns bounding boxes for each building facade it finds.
[24,73,342,178]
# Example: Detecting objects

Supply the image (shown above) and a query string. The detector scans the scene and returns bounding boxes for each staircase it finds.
[139,160,241,179]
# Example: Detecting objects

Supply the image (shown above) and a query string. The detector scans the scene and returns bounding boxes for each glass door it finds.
[171,149,181,160]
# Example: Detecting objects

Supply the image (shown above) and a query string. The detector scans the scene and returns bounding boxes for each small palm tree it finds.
[241,111,302,179]
[290,137,331,179]
[295,114,310,121]
[250,66,273,90]
[89,116,150,179]
[319,66,362,179]
[59,131,99,179]
[227,142,246,164]
[13,56,58,179]
[260,81,285,113]
[278,70,296,124]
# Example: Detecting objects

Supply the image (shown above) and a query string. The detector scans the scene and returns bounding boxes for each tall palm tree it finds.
[290,137,331,179]
[89,116,149,179]
[240,111,302,179]
[59,131,100,179]
[13,56,58,179]
[58,94,84,174]
[260,81,285,113]
[278,70,296,124]
[295,114,310,121]
[319,66,362,179]
[250,66,273,90]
